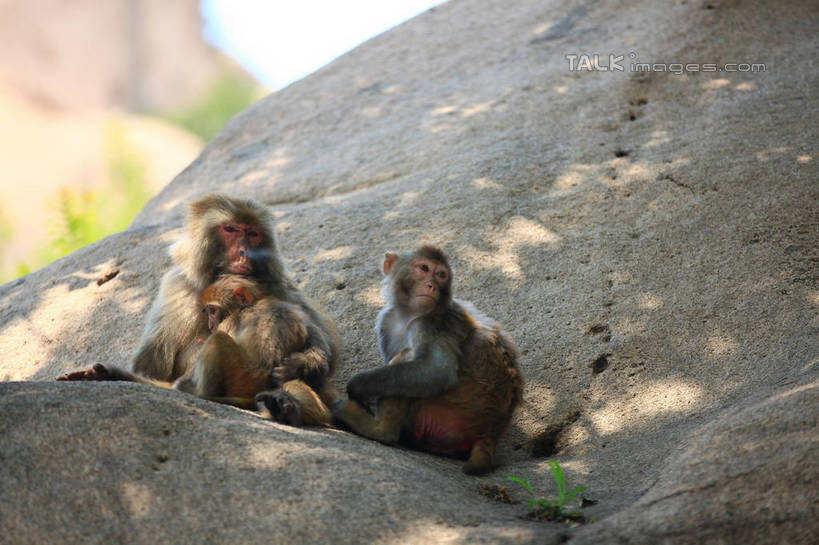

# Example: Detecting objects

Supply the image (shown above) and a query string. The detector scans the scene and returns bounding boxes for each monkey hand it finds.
[256,389,303,426]
[274,350,330,388]
[56,363,122,381]
[272,362,300,385]
[346,372,378,416]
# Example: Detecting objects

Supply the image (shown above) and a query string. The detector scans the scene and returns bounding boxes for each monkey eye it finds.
[223,225,238,233]
[437,271,448,280]
[419,263,430,272]
[247,230,259,237]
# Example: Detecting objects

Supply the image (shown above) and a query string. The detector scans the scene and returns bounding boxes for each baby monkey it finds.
[184,275,332,426]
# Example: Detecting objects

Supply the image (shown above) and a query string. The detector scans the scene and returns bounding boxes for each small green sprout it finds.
[509,460,588,522]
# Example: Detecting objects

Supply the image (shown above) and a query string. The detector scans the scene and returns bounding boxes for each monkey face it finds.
[204,304,227,332]
[218,222,264,275]
[407,258,450,314]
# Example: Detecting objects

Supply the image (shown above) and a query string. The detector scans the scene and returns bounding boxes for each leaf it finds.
[508,476,535,496]
[568,486,587,498]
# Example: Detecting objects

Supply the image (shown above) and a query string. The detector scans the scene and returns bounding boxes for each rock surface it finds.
[1,1,817,543]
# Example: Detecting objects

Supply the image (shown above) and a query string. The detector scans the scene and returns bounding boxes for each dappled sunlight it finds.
[644,129,671,148]
[423,98,501,134]
[590,380,703,435]
[380,521,538,545]
[612,316,647,338]
[621,162,652,180]
[701,78,732,90]
[796,154,812,164]
[0,257,147,380]
[397,191,421,207]
[313,246,354,263]
[462,216,559,287]
[461,101,493,118]
[551,163,602,196]
[238,438,296,469]
[532,22,552,35]
[159,228,182,243]
[355,282,384,309]
[552,458,590,478]
[118,286,153,314]
[264,148,291,169]
[239,169,278,186]
[609,270,634,285]
[120,482,153,519]
[471,177,502,189]
[705,332,739,357]
[160,196,185,212]
[431,105,457,116]
[734,81,756,92]
[555,170,583,191]
[518,381,557,421]
[553,85,568,94]
[755,146,790,162]
[636,292,664,310]
[770,380,817,402]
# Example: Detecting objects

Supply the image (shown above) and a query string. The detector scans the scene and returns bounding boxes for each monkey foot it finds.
[256,389,303,427]
[462,446,494,475]
[56,363,114,381]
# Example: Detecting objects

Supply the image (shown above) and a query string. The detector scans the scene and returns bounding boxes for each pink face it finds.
[218,222,264,275]
[409,258,449,313]
[204,304,225,332]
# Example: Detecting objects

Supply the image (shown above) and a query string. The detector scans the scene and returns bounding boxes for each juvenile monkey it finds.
[178,275,331,425]
[335,246,523,474]
[58,194,339,426]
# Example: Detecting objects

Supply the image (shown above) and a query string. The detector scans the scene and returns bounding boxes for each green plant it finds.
[509,460,587,520]
[2,117,154,283]
[162,73,264,142]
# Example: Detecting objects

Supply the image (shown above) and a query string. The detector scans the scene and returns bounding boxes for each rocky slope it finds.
[1,1,817,543]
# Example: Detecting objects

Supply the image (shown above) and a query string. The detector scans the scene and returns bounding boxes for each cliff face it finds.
[1,1,817,544]
[0,0,238,112]
[0,0,259,282]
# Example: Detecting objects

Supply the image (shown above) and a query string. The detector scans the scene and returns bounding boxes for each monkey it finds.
[334,246,523,475]
[173,275,332,426]
[57,193,339,427]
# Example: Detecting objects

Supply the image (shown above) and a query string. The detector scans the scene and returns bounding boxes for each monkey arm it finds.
[346,343,459,406]
[131,269,205,381]
[274,322,333,388]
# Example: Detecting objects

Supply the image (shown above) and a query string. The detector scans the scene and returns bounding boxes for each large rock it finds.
[1,0,817,543]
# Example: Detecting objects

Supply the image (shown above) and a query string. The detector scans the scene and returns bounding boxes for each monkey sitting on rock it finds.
[335,246,523,475]
[58,194,338,427]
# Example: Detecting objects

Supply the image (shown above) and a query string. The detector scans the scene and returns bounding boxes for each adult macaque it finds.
[335,246,523,474]
[58,194,339,426]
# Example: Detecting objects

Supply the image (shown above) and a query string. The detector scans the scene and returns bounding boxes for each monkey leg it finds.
[57,363,174,389]
[462,437,497,476]
[334,398,408,444]
[256,380,331,427]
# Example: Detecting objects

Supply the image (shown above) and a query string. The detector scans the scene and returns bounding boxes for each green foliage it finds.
[509,460,587,520]
[163,73,264,142]
[4,118,153,282]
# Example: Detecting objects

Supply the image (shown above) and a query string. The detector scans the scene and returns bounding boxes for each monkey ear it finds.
[383,252,398,276]
[234,287,254,307]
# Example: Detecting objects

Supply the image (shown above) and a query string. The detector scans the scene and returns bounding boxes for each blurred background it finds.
[0,0,443,283]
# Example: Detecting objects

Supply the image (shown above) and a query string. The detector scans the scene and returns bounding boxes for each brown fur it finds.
[336,247,523,474]
[58,194,339,427]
